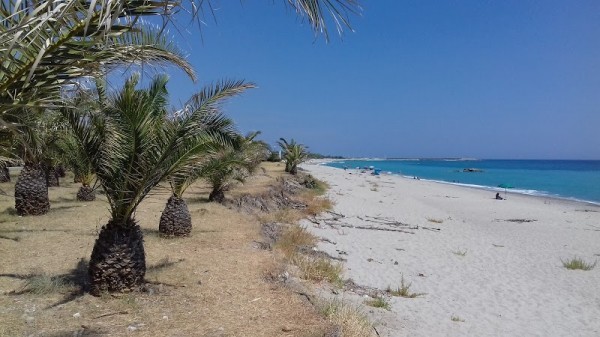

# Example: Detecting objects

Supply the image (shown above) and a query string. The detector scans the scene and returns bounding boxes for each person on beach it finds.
[495,192,504,200]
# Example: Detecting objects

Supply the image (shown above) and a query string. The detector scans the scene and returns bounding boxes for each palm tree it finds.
[58,133,97,201]
[278,138,308,175]
[0,108,68,215]
[158,94,241,237]
[201,132,270,203]
[68,73,253,294]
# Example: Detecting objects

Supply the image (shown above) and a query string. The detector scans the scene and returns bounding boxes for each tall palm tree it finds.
[278,138,308,175]
[68,73,253,294]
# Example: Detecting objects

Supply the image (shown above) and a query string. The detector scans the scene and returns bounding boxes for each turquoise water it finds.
[325,159,600,204]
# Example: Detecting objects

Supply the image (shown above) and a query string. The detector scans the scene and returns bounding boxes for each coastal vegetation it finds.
[319,299,378,337]
[0,163,360,335]
[451,315,466,323]
[364,296,391,310]
[386,275,426,298]
[561,257,597,271]
[278,138,309,175]
[0,0,372,334]
[452,248,468,257]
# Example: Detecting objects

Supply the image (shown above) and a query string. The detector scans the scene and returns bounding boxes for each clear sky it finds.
[151,0,600,159]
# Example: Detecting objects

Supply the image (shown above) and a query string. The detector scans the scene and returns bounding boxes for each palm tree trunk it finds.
[89,219,146,296]
[208,188,225,203]
[56,165,66,178]
[0,163,10,182]
[15,163,50,215]
[77,185,96,201]
[159,195,192,237]
[46,166,60,187]
[290,164,298,175]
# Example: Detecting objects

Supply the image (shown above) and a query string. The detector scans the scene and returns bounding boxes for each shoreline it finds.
[301,161,600,336]
[308,159,600,207]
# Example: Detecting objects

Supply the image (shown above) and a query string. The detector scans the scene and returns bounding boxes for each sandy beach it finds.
[301,162,600,337]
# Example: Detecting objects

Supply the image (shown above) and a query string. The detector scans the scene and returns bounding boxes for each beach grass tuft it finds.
[293,255,344,287]
[20,274,77,295]
[386,275,426,298]
[365,296,391,310]
[274,225,344,287]
[301,174,329,195]
[451,315,465,322]
[561,257,597,271]
[318,299,377,337]
[452,249,468,256]
[276,225,319,257]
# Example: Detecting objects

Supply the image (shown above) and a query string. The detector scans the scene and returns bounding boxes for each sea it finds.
[324,159,600,205]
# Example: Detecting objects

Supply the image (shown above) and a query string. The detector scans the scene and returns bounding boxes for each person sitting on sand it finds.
[495,192,503,200]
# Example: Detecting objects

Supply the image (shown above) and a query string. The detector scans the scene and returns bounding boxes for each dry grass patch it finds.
[293,255,344,286]
[259,208,304,224]
[274,225,344,287]
[0,165,330,336]
[426,217,444,224]
[319,299,377,337]
[16,273,78,295]
[276,225,319,257]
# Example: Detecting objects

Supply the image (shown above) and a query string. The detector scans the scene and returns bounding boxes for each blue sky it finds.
[146,1,600,159]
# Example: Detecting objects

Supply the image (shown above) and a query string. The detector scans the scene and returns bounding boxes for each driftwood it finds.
[324,221,415,234]
[93,311,128,319]
[314,211,439,234]
[504,219,537,223]
[320,237,337,245]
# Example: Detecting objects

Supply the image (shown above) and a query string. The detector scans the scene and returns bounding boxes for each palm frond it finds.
[1,1,195,113]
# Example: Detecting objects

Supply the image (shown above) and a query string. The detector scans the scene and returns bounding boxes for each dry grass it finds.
[259,208,304,224]
[302,194,333,217]
[276,225,319,257]
[426,217,444,224]
[293,255,344,287]
[318,299,377,337]
[274,225,344,287]
[0,164,330,336]
[17,273,78,295]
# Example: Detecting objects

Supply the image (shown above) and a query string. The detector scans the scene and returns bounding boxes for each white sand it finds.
[300,162,600,337]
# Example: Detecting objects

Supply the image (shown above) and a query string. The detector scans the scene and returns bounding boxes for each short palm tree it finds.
[0,108,67,215]
[58,133,97,201]
[68,73,253,294]
[200,148,250,204]
[278,138,308,175]
[202,131,270,203]
[158,96,241,237]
